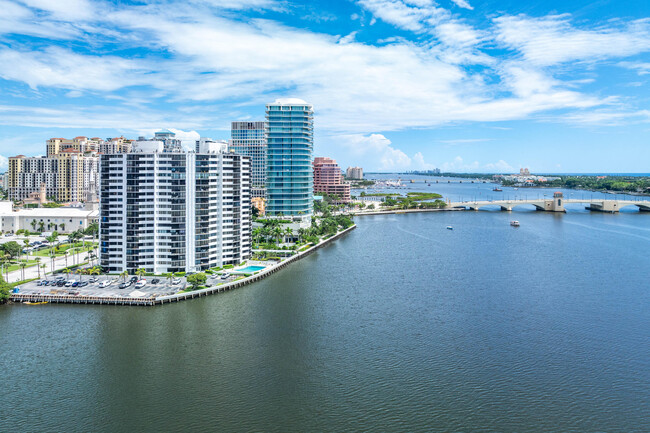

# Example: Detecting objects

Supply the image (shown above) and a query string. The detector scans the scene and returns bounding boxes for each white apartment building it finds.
[346,166,364,180]
[99,141,251,274]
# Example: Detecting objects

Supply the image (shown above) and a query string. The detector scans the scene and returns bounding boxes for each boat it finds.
[493,187,503,192]
[427,183,431,186]
[510,221,520,227]
[446,226,453,230]
[24,301,49,305]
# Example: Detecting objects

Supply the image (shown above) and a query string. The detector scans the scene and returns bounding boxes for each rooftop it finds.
[269,98,310,106]
[1,207,99,217]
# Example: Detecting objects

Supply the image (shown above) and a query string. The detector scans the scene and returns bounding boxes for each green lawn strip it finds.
[6,260,39,272]
[404,192,443,201]
[32,243,97,258]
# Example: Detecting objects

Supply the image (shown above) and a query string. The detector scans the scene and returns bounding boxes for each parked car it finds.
[221,273,231,280]
[65,280,76,287]
[79,281,88,287]
[4,233,13,237]
[57,281,66,287]
[135,279,147,289]
[151,279,160,285]
[172,278,181,285]
[130,276,138,283]
[88,277,98,283]
[98,280,111,288]
[37,280,45,286]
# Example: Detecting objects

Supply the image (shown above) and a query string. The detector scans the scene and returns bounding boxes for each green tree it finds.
[60,222,65,232]
[120,270,129,282]
[272,226,283,243]
[85,222,99,238]
[163,272,173,285]
[1,241,22,259]
[38,221,45,232]
[35,257,42,278]
[63,268,72,280]
[0,274,10,304]
[1,253,11,282]
[30,220,37,231]
[187,272,207,290]
[135,268,146,280]
[22,238,30,260]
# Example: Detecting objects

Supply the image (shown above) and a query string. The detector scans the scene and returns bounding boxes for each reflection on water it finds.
[1,210,649,432]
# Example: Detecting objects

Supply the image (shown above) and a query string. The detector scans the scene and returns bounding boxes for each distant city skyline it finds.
[0,0,649,173]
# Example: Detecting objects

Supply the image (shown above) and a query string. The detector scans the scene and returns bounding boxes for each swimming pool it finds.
[235,265,266,273]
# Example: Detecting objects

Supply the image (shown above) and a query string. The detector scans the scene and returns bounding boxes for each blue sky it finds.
[0,0,649,173]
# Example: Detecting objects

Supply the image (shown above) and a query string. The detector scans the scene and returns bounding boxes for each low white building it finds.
[0,201,99,234]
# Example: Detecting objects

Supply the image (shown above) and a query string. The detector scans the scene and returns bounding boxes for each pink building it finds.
[313,157,351,203]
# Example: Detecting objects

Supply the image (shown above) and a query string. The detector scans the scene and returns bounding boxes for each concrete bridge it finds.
[450,192,650,213]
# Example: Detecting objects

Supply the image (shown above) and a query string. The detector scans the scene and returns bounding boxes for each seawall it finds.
[10,224,357,307]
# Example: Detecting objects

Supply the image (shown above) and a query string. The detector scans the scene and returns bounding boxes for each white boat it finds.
[510,220,520,227]
[446,226,453,230]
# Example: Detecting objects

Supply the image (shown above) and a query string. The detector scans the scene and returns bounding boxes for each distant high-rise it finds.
[265,99,313,223]
[346,166,363,180]
[153,130,183,152]
[230,121,266,199]
[9,137,100,202]
[314,157,350,203]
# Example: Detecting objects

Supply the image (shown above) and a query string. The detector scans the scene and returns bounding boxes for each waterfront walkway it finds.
[10,225,357,307]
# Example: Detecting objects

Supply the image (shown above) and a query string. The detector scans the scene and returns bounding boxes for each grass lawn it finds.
[6,260,39,272]
[32,242,97,258]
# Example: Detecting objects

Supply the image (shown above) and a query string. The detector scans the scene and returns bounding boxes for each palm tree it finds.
[59,222,65,232]
[40,264,47,278]
[30,220,37,232]
[135,268,146,280]
[49,253,56,273]
[76,268,86,282]
[64,250,69,268]
[36,257,42,278]
[272,226,283,244]
[89,266,101,278]
[284,227,293,243]
[38,221,45,232]
[252,227,262,245]
[20,260,27,281]
[163,272,173,286]
[1,253,11,282]
[63,268,71,280]
[23,238,30,260]
[120,270,129,282]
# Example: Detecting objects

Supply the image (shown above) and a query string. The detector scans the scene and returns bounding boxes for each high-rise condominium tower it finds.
[265,99,313,223]
[230,121,266,199]
[99,141,251,274]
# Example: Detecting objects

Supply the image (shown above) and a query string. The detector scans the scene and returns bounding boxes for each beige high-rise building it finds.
[100,136,133,154]
[9,137,100,203]
[346,166,364,180]
[46,136,102,156]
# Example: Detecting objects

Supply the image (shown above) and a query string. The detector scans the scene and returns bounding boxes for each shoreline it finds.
[9,224,357,307]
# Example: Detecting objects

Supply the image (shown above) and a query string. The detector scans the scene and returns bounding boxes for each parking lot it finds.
[14,272,245,299]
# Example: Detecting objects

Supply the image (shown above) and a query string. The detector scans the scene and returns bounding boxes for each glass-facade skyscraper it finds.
[230,121,266,199]
[265,99,313,222]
